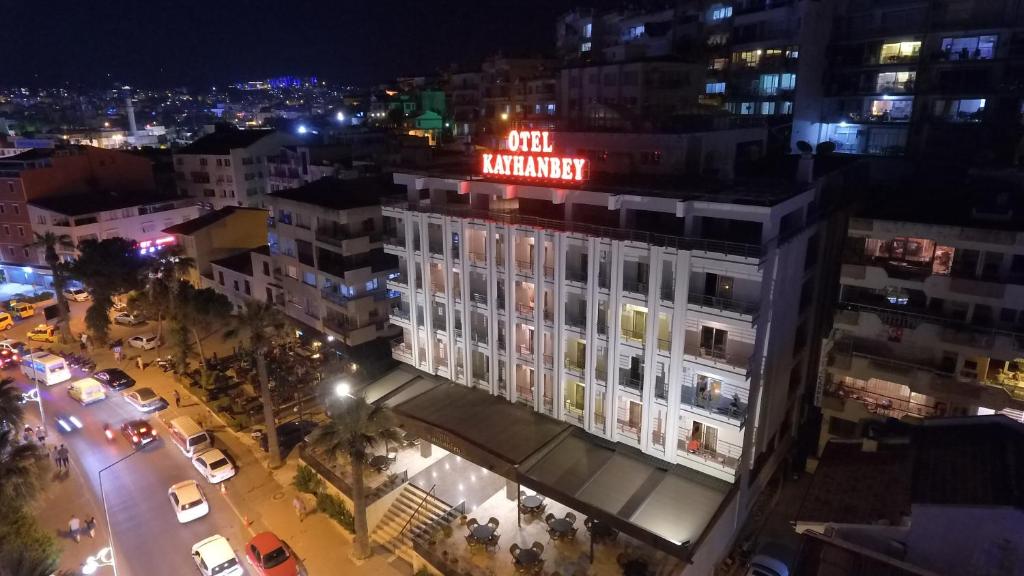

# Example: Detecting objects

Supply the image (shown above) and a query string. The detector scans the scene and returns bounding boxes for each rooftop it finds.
[209,246,268,277]
[162,206,266,236]
[269,177,404,211]
[29,192,183,217]
[176,128,275,155]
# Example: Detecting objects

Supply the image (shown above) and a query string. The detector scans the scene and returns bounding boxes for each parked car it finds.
[123,387,163,412]
[0,312,13,331]
[113,312,144,326]
[259,420,317,457]
[27,324,56,343]
[121,419,158,447]
[192,448,236,484]
[9,302,34,319]
[245,532,300,576]
[94,368,136,390]
[0,340,28,356]
[168,480,209,524]
[127,334,159,350]
[191,535,243,576]
[62,288,91,302]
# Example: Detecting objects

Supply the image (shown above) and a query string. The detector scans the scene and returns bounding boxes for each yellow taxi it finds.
[27,324,56,343]
[0,312,12,331]
[10,302,35,320]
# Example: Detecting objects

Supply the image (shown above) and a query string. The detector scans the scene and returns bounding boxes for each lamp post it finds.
[97,449,139,576]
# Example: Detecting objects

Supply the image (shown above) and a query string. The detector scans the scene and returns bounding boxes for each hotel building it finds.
[817,171,1024,453]
[381,132,856,570]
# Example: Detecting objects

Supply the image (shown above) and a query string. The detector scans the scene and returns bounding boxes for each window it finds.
[581,42,592,52]
[16,226,23,238]
[870,98,913,121]
[262,261,270,276]
[233,280,239,292]
[218,271,225,286]
[709,58,727,71]
[22,248,28,258]
[932,98,985,122]
[302,271,316,286]
[708,33,729,46]
[733,50,762,68]
[739,102,755,115]
[785,47,799,59]
[940,35,996,60]
[12,204,18,215]
[365,278,379,291]
[760,101,776,115]
[879,41,920,63]
[876,71,915,93]
[759,74,779,96]
[780,73,796,90]
[215,159,223,167]
[706,82,726,94]
[199,158,208,166]
[546,103,556,115]
[286,265,297,279]
[583,22,592,38]
[624,25,645,40]
[780,101,793,114]
[0,204,4,214]
[711,5,733,20]
[244,280,251,295]
[223,158,231,167]
[2,225,9,236]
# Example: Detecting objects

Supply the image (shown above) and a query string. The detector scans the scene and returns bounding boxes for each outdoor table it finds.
[470,525,495,542]
[548,518,572,536]
[590,520,615,541]
[521,495,543,511]
[515,548,540,568]
[369,455,389,471]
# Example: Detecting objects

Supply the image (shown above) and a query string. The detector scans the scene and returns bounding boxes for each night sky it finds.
[7,0,618,88]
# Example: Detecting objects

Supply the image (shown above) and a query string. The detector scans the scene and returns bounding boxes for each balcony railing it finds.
[516,303,535,318]
[660,284,674,302]
[383,196,764,259]
[431,316,446,331]
[677,435,741,472]
[516,386,535,404]
[688,292,759,316]
[623,280,648,296]
[618,369,643,392]
[622,328,645,343]
[680,385,746,425]
[563,401,585,424]
[655,379,668,401]
[543,354,553,368]
[391,307,411,321]
[566,267,587,283]
[543,265,554,279]
[829,382,937,419]
[616,420,641,441]
[565,358,585,373]
[518,345,534,358]
[391,339,412,359]
[468,251,486,264]
[658,338,671,352]
[516,259,534,274]
[595,367,608,383]
[470,292,488,305]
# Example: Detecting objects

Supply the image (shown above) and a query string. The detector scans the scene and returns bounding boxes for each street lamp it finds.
[97,450,139,576]
[334,381,351,398]
[335,111,345,122]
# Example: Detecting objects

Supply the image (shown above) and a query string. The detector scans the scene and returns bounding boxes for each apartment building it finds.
[162,206,269,287]
[478,56,559,133]
[266,177,400,347]
[383,132,857,571]
[0,146,155,267]
[28,193,199,260]
[804,0,1024,163]
[817,172,1024,452]
[173,126,294,210]
[267,144,355,192]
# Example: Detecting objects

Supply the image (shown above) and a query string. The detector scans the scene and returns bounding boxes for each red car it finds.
[245,532,299,576]
[0,349,19,369]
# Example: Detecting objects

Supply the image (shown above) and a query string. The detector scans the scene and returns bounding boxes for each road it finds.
[12,301,254,576]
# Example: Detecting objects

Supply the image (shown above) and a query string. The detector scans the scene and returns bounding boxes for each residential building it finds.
[162,206,269,287]
[205,246,270,312]
[447,70,482,137]
[28,193,199,260]
[479,56,559,134]
[173,125,294,210]
[795,417,1024,576]
[267,144,356,192]
[266,177,400,348]
[817,171,1024,452]
[0,145,155,274]
[804,0,1024,163]
[383,134,859,572]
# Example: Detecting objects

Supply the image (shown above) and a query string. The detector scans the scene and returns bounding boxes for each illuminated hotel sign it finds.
[481,131,588,183]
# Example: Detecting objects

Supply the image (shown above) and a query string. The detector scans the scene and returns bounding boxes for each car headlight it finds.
[69,415,83,428]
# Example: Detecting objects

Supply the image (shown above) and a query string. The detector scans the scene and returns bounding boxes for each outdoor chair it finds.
[584,517,594,531]
[466,535,479,548]
[487,517,500,529]
[486,534,500,551]
[467,518,480,530]
[545,512,556,524]
[564,511,577,524]
[567,527,578,541]
[531,542,545,555]
[509,543,521,558]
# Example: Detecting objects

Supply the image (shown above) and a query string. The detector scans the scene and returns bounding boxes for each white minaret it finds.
[125,96,137,135]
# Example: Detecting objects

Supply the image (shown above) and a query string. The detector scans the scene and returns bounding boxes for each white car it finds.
[168,480,209,523]
[62,288,91,302]
[113,312,144,326]
[191,535,243,576]
[0,339,26,355]
[123,387,163,412]
[192,449,236,484]
[127,334,159,350]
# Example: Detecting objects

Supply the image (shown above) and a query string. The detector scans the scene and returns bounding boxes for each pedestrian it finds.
[22,426,32,444]
[85,516,96,538]
[58,444,69,472]
[52,446,62,471]
[293,495,306,522]
[35,425,46,444]
[173,389,181,408]
[136,355,144,371]
[113,344,122,362]
[68,515,81,543]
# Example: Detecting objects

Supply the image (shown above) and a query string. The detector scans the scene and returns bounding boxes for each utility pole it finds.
[257,353,281,468]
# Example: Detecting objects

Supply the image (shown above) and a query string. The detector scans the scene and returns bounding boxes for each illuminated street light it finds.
[335,381,351,398]
[297,124,308,134]
[500,112,509,121]
[335,111,345,122]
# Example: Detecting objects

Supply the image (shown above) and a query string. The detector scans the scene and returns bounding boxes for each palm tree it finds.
[233,301,290,467]
[25,232,74,343]
[0,378,25,428]
[308,398,401,560]
[0,429,46,503]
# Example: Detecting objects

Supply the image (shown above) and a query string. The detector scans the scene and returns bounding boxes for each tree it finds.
[167,321,195,378]
[308,398,401,560]
[0,429,46,504]
[177,284,233,371]
[24,232,74,343]
[0,377,24,426]
[70,238,149,345]
[0,506,60,576]
[140,247,195,340]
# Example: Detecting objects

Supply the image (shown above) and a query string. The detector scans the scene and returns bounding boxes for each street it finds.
[15,301,252,576]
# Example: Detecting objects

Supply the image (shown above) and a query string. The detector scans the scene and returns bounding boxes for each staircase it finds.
[371,483,461,563]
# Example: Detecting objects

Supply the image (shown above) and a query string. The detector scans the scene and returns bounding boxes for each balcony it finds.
[543,354,553,369]
[316,226,381,249]
[543,265,554,280]
[383,231,405,248]
[390,306,411,321]
[563,401,585,425]
[468,251,487,266]
[687,292,758,317]
[388,272,408,287]
[516,385,535,404]
[518,344,535,360]
[565,358,585,374]
[660,284,674,302]
[657,338,671,353]
[655,378,668,401]
[565,314,585,330]
[618,369,643,393]
[683,333,752,373]
[516,303,535,319]
[616,420,641,442]
[595,367,608,383]
[391,338,412,361]
[431,315,446,332]
[621,328,645,345]
[516,259,534,275]
[622,279,648,297]
[828,381,938,419]
[680,386,746,425]
[566,267,587,284]
[677,435,740,474]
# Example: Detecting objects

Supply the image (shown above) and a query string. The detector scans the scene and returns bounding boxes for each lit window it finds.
[780,73,796,91]
[739,102,755,115]
[875,71,915,93]
[870,98,914,121]
[581,41,592,52]
[583,23,592,38]
[366,278,379,291]
[733,50,762,68]
[879,41,921,63]
[624,25,645,40]
[932,99,986,122]
[546,103,556,114]
[709,58,728,70]
[711,5,733,20]
[780,101,793,115]
[940,35,996,60]
[759,74,780,95]
[708,34,729,46]
[786,47,799,59]
[760,102,776,115]
[705,82,726,94]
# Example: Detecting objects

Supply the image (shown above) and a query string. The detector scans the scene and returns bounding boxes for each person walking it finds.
[113,343,122,362]
[68,515,81,543]
[22,426,32,444]
[136,355,144,371]
[85,516,97,538]
[292,495,306,522]
[52,446,62,471]
[173,389,181,408]
[58,444,69,472]
[35,425,46,444]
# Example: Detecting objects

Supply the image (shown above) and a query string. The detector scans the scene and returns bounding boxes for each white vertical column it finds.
[486,221,499,395]
[607,240,624,440]
[665,250,691,465]
[640,247,661,454]
[552,232,565,421]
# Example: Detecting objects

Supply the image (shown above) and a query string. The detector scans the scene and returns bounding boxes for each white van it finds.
[168,416,212,458]
[21,352,72,386]
[67,377,107,405]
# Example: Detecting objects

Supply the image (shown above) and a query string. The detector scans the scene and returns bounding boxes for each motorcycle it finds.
[103,423,114,442]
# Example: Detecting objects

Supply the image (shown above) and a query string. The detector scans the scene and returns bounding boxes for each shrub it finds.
[233,413,252,429]
[293,464,324,495]
[316,491,354,533]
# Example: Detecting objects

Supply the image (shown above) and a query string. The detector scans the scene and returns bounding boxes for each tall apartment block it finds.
[266,177,400,347]
[382,153,856,569]
[817,171,1024,452]
[805,0,1024,163]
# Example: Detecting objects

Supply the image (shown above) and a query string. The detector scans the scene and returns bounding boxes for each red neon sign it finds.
[481,131,588,183]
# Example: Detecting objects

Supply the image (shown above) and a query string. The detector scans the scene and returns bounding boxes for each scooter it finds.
[103,423,114,442]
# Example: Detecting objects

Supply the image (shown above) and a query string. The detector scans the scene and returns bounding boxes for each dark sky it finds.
[7,0,614,88]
